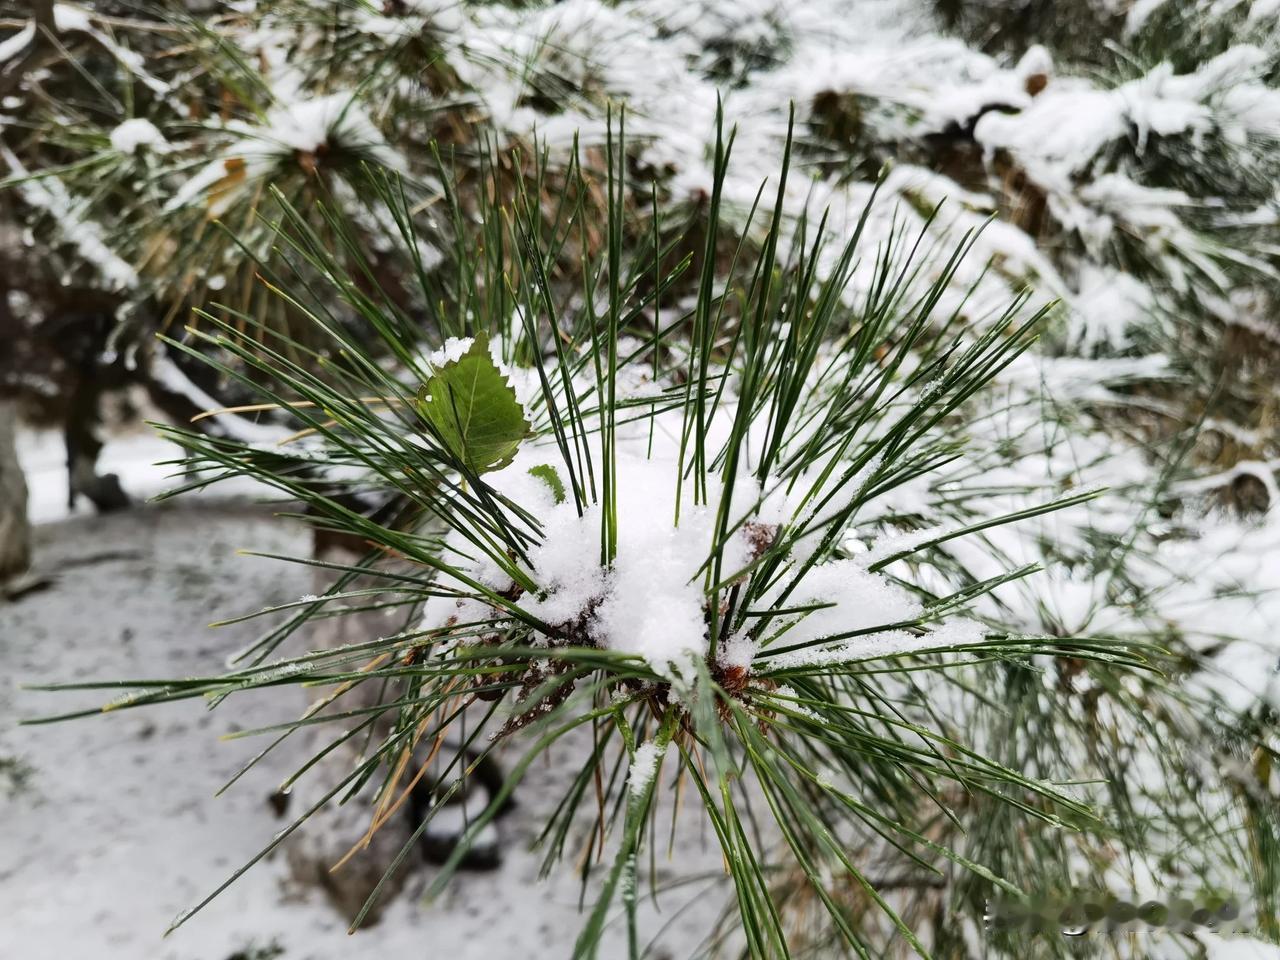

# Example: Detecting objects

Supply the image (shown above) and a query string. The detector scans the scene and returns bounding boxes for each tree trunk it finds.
[0,399,31,582]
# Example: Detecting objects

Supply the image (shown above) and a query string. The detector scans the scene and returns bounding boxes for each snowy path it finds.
[0,504,726,960]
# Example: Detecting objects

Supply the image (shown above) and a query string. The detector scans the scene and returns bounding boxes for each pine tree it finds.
[5,1,1280,957]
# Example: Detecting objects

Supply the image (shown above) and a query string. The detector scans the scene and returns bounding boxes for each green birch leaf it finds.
[416,335,530,474]
[528,463,566,504]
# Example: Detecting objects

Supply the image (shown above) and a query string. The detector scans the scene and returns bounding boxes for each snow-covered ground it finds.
[0,505,727,959]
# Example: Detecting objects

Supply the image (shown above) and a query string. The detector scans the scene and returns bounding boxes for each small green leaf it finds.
[528,464,566,504]
[416,335,530,474]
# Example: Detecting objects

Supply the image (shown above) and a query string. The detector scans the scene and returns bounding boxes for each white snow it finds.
[1070,266,1155,350]
[424,443,760,677]
[109,118,167,155]
[418,370,997,683]
[1201,933,1280,959]
[148,352,291,445]
[628,739,667,797]
[261,93,390,158]
[765,629,943,670]
[0,23,35,64]
[51,4,92,33]
[425,336,477,369]
[764,559,923,653]
[165,94,403,215]
[1250,0,1280,20]
[0,144,138,291]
